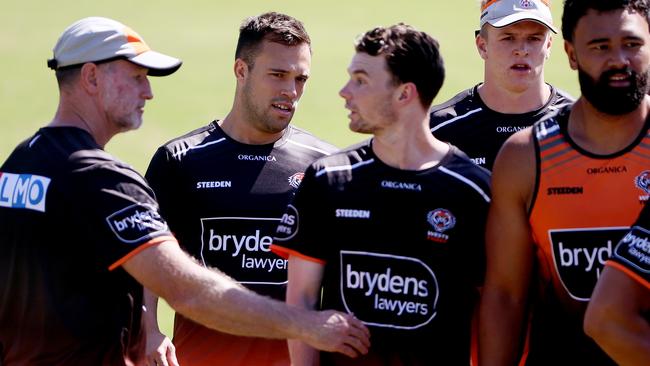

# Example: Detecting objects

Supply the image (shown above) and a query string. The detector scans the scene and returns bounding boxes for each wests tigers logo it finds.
[288,172,304,189]
[427,209,456,233]
[635,170,650,194]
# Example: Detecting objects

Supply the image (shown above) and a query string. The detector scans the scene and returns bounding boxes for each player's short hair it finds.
[354,23,445,108]
[562,0,650,42]
[235,12,311,69]
[55,68,80,88]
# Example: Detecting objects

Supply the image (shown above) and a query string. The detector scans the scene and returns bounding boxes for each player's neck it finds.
[49,97,112,148]
[372,114,449,171]
[478,81,551,114]
[568,97,650,155]
[220,112,284,145]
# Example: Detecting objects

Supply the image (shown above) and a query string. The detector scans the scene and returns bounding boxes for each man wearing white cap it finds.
[430,2,571,363]
[430,0,573,171]
[0,16,369,365]
[479,0,650,364]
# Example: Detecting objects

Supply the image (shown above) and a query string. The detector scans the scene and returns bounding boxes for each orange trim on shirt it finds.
[108,235,177,271]
[607,260,650,291]
[539,139,572,162]
[270,244,326,265]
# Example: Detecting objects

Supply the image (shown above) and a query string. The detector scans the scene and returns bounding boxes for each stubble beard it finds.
[242,82,291,135]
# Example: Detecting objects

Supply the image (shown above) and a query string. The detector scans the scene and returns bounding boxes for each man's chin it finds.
[117,119,143,132]
[349,122,372,135]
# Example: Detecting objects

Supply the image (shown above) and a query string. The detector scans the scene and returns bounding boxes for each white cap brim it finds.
[129,50,182,77]
[487,13,557,33]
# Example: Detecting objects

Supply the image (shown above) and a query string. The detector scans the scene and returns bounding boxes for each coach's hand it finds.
[144,330,179,366]
[304,310,370,358]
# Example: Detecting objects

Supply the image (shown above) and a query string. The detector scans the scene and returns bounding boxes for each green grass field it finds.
[1,0,579,338]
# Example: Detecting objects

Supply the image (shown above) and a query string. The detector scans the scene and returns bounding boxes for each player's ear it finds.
[80,63,100,94]
[476,32,488,60]
[395,82,417,105]
[544,34,553,60]
[564,40,578,70]
[234,58,249,81]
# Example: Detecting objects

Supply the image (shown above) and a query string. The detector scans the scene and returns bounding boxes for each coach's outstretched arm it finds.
[123,240,370,357]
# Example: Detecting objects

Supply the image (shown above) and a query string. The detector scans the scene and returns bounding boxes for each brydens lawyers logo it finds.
[549,227,625,301]
[106,203,168,244]
[288,172,304,189]
[275,204,299,241]
[340,250,439,330]
[615,226,650,273]
[200,216,288,285]
[426,209,455,243]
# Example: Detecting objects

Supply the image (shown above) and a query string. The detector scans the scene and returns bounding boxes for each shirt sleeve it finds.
[271,165,328,264]
[71,162,174,271]
[607,203,650,289]
[145,146,181,232]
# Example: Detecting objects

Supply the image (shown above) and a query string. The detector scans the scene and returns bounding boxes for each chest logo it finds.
[426,209,456,243]
[427,209,456,233]
[549,227,628,301]
[288,172,304,189]
[340,250,439,330]
[635,170,650,194]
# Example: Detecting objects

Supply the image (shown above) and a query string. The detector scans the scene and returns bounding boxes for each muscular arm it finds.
[123,241,370,356]
[584,266,650,365]
[286,256,326,366]
[479,130,536,366]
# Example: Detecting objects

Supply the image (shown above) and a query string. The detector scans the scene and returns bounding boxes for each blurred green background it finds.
[1,1,579,337]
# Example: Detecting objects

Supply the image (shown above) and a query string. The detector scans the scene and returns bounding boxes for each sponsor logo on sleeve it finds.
[614,226,650,273]
[274,204,299,241]
[340,251,439,329]
[0,172,51,212]
[201,216,287,285]
[426,209,455,243]
[106,203,168,244]
[549,227,628,301]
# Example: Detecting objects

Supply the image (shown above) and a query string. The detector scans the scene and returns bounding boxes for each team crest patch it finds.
[426,209,456,243]
[635,170,650,194]
[427,209,456,232]
[288,172,304,189]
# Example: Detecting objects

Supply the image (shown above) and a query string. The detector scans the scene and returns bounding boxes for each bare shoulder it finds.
[492,127,536,206]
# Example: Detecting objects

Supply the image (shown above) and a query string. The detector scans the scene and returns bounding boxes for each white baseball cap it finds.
[479,0,557,33]
[47,17,182,76]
